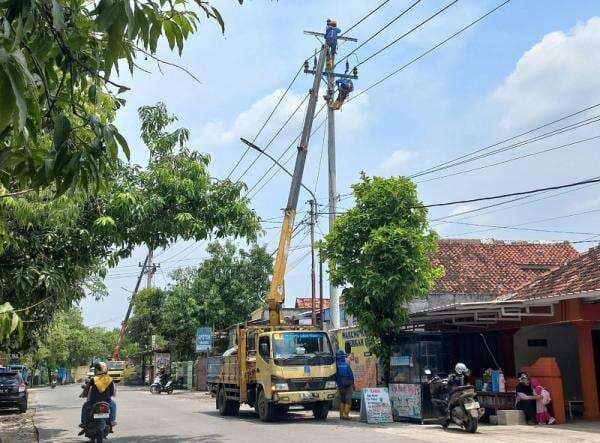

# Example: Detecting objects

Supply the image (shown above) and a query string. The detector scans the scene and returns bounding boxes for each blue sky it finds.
[81,0,600,328]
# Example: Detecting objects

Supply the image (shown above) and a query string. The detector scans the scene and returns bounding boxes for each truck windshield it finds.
[273,332,334,366]
[108,362,125,370]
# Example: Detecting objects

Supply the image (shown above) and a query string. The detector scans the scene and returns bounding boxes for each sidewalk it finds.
[0,410,38,443]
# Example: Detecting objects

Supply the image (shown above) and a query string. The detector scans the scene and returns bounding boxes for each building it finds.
[409,239,600,421]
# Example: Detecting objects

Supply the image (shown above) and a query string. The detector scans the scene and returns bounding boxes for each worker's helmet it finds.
[455,362,469,376]
[94,362,108,375]
[327,18,337,26]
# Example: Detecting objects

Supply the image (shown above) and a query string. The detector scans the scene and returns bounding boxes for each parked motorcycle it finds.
[150,376,173,395]
[82,401,111,443]
[427,367,484,433]
[50,380,57,389]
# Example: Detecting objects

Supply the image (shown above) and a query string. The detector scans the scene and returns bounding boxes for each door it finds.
[257,335,272,397]
[592,329,600,403]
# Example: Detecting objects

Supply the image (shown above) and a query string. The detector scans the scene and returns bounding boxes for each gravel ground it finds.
[0,408,38,443]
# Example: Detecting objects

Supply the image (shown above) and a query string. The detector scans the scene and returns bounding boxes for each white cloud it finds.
[493,17,600,131]
[378,150,416,172]
[199,87,369,146]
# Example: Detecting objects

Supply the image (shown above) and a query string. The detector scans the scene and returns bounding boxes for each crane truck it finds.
[211,44,339,422]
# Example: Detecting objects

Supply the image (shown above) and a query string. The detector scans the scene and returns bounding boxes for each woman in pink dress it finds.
[531,378,556,424]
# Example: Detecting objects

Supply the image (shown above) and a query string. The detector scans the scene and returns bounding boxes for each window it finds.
[527,339,548,347]
[272,332,334,366]
[259,336,270,360]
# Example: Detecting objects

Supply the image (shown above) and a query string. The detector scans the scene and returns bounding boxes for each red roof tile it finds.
[430,239,579,296]
[511,244,600,300]
[295,298,331,309]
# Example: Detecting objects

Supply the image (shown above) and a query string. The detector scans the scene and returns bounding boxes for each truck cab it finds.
[106,361,126,383]
[214,326,338,421]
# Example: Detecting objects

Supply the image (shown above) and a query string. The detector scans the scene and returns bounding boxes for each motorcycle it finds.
[427,370,484,433]
[50,380,57,389]
[150,376,173,395]
[82,401,111,443]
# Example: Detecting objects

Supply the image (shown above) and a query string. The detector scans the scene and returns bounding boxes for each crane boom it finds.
[268,45,327,326]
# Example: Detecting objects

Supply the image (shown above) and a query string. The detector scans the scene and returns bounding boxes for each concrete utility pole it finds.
[139,246,159,289]
[304,24,358,329]
[309,199,317,326]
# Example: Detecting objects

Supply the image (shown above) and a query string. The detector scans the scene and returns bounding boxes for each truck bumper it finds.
[272,389,337,404]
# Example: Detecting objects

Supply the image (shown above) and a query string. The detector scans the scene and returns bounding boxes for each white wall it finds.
[514,323,582,401]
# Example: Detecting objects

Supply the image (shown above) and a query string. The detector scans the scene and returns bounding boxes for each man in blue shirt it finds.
[335,350,355,420]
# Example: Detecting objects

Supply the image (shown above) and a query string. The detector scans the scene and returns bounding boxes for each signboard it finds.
[331,327,377,391]
[196,327,213,352]
[151,335,156,350]
[154,352,170,370]
[359,387,394,424]
[389,383,422,420]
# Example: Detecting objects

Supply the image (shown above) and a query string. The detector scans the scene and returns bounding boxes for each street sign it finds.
[196,327,213,352]
[151,335,156,349]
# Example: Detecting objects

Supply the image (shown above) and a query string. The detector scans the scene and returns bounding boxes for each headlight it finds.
[18,385,26,393]
[325,381,337,389]
[273,382,289,391]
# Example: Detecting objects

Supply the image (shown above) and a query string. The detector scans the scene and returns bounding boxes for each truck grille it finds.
[288,378,326,391]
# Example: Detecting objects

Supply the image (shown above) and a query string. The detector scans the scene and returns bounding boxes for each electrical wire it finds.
[335,0,423,68]
[342,0,393,36]
[347,0,511,105]
[353,0,459,69]
[226,63,305,179]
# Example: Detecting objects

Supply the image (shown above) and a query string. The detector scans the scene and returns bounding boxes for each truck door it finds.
[257,335,271,396]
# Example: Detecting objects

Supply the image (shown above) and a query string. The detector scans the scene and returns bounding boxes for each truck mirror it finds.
[344,342,352,355]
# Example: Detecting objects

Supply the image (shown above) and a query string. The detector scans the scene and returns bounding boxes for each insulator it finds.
[303,60,309,71]
[345,60,349,74]
[353,67,358,77]
[313,56,317,69]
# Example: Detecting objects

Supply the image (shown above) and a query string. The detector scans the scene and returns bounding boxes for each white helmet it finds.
[455,362,469,376]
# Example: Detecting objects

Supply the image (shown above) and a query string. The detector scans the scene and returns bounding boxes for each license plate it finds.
[302,392,318,400]
[464,402,480,410]
[93,413,110,419]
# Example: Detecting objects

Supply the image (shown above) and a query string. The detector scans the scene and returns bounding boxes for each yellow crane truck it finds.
[211,42,342,421]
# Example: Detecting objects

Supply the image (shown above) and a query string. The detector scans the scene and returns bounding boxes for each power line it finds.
[354,0,459,69]
[417,133,600,184]
[347,0,511,104]
[235,93,309,181]
[412,113,600,179]
[342,0,393,36]
[335,0,422,68]
[423,177,600,208]
[226,63,305,179]
[412,102,600,178]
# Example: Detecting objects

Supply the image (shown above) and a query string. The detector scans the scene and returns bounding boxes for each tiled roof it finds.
[430,239,579,296]
[511,244,600,300]
[295,297,330,309]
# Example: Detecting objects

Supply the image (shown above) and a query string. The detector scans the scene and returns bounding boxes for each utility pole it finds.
[309,199,316,326]
[304,23,358,329]
[140,246,159,289]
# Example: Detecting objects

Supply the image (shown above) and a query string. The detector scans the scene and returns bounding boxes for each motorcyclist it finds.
[448,362,470,388]
[158,366,170,388]
[79,362,117,434]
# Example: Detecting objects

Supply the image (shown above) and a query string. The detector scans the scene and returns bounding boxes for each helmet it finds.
[94,362,108,375]
[327,18,337,26]
[455,362,469,376]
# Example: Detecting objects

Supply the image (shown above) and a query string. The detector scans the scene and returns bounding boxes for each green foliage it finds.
[319,174,443,375]
[0,103,260,347]
[0,302,23,344]
[0,0,230,194]
[127,241,272,359]
[24,306,126,370]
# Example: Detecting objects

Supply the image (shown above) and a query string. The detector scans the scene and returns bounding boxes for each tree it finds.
[126,287,167,350]
[128,241,272,359]
[0,104,260,347]
[319,174,444,376]
[0,0,233,195]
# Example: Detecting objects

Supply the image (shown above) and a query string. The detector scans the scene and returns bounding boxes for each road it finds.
[31,384,600,443]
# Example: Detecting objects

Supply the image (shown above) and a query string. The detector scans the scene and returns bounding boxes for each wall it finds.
[514,323,582,401]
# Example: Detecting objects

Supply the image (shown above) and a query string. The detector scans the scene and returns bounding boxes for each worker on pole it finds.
[325,18,340,71]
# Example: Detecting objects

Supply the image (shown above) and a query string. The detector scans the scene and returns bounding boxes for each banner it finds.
[389,383,422,420]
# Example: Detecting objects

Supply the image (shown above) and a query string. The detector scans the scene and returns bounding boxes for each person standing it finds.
[515,372,540,424]
[335,350,354,420]
[531,378,556,424]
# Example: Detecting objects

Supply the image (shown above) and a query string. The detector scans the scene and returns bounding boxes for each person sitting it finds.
[79,362,117,434]
[531,378,556,424]
[331,78,354,110]
[158,366,170,387]
[515,372,540,424]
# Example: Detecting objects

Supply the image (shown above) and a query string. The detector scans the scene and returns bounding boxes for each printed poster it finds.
[359,387,394,424]
[389,383,422,420]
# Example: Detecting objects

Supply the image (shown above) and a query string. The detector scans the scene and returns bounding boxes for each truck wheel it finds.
[218,387,239,416]
[257,389,274,422]
[312,401,330,420]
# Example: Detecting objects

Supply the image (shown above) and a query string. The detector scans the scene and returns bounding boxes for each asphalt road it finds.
[31,385,600,443]
[31,384,409,443]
